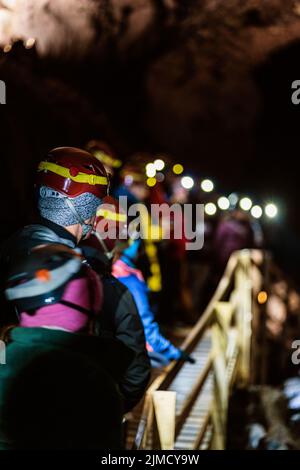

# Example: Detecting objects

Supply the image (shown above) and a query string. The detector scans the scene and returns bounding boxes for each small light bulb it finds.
[239,197,252,211]
[205,202,217,216]
[218,197,230,210]
[146,163,156,178]
[201,179,214,192]
[147,177,156,187]
[173,164,184,175]
[251,205,263,219]
[181,176,194,189]
[265,203,278,218]
[154,159,165,171]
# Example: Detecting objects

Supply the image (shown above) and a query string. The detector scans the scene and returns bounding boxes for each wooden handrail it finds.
[144,251,240,394]
[132,250,256,450]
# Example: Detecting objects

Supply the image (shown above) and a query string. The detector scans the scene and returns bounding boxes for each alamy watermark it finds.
[0,80,6,104]
[96,196,205,251]
[0,340,6,365]
[291,340,300,365]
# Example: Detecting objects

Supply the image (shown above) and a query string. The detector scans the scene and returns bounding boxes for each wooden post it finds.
[211,300,240,449]
[235,251,252,386]
[153,391,176,450]
[146,394,155,449]
[211,302,234,449]
[211,322,227,450]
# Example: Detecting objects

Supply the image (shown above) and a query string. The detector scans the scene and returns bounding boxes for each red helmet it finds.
[36,147,109,199]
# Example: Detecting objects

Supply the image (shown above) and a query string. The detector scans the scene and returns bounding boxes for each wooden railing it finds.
[133,249,260,450]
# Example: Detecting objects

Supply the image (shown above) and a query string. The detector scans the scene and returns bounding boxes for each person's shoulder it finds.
[1,224,56,264]
[5,224,54,246]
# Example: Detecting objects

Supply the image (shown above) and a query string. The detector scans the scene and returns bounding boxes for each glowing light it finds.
[154,159,165,171]
[257,291,268,305]
[147,177,157,187]
[239,197,252,211]
[228,193,238,207]
[146,163,156,178]
[265,203,278,219]
[217,196,230,210]
[201,179,214,192]
[181,176,194,189]
[25,38,36,49]
[251,205,263,219]
[173,164,184,175]
[205,202,217,216]
[3,44,12,53]
[124,175,133,186]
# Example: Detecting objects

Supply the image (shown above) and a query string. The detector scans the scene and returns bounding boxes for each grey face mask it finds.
[64,198,94,241]
[38,187,101,233]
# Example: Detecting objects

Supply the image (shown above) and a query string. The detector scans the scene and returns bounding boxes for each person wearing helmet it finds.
[82,195,128,265]
[214,208,256,273]
[36,146,109,242]
[113,239,195,367]
[86,139,122,178]
[0,147,150,412]
[84,199,194,367]
[1,146,109,262]
[0,245,133,450]
[115,160,163,294]
[115,161,150,206]
[81,197,151,408]
[0,147,108,321]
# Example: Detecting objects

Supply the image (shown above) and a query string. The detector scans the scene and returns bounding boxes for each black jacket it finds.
[0,327,133,449]
[0,218,151,412]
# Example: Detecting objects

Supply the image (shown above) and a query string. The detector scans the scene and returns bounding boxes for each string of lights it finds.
[143,157,279,220]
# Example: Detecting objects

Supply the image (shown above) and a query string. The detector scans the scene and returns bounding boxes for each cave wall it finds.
[1,0,300,240]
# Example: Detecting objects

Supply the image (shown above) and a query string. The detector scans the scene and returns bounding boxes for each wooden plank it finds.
[175,356,213,438]
[153,391,176,450]
[193,410,212,450]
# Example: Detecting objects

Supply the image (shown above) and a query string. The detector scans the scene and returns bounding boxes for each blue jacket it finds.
[113,260,181,361]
